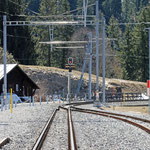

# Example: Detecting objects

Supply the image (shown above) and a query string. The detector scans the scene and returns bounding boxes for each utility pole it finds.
[67,57,74,103]
[68,71,71,103]
[102,17,106,104]
[3,15,7,110]
[83,0,88,27]
[76,45,89,94]
[89,32,92,100]
[96,0,99,94]
[148,28,150,114]
[48,25,53,66]
[145,27,150,114]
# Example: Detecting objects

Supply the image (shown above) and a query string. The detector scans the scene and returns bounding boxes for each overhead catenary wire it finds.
[2,1,150,26]
[8,0,39,15]
[14,54,149,62]
[62,3,95,15]
[110,22,150,26]
[2,1,149,61]
[0,30,30,39]
[0,10,17,16]
[55,46,84,49]
[1,2,95,18]
[14,14,96,18]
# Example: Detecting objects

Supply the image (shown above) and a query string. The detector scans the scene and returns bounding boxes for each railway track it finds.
[32,102,150,150]
[32,108,59,150]
[32,106,77,150]
[68,107,77,150]
[71,106,150,134]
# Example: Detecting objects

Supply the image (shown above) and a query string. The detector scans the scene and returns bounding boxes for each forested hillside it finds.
[0,0,150,82]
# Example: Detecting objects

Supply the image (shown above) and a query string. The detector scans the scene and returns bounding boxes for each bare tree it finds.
[0,47,16,64]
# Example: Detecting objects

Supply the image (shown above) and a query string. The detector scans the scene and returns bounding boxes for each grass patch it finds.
[103,106,148,114]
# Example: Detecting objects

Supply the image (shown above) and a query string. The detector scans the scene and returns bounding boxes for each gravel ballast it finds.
[0,102,59,150]
[41,109,68,150]
[72,110,150,150]
[0,102,150,150]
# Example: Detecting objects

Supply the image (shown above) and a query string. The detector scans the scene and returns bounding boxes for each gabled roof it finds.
[0,64,39,89]
[0,64,17,80]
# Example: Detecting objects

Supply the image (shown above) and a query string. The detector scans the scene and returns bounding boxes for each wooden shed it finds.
[0,64,39,96]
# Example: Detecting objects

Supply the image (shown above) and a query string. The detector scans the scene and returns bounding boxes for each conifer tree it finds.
[119,5,150,82]
[106,16,123,78]
[32,0,74,67]
[130,6,150,81]
[0,0,34,65]
[102,0,122,23]
[120,25,136,80]
[122,0,149,22]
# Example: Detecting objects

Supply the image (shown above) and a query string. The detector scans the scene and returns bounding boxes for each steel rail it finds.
[71,107,150,123]
[63,101,93,107]
[32,108,59,150]
[68,107,77,150]
[0,138,10,148]
[72,107,150,134]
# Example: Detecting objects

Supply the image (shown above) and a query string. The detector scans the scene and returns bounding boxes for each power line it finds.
[0,30,30,39]
[62,3,95,15]
[110,22,150,26]
[16,15,95,18]
[16,3,96,18]
[55,46,84,49]
[2,1,95,18]
[0,10,15,16]
[98,54,149,59]
[0,10,27,17]
[13,54,149,62]
[8,0,39,15]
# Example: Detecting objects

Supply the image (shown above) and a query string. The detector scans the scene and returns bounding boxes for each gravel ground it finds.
[0,102,150,150]
[77,103,150,119]
[41,109,68,150]
[0,102,59,150]
[72,111,150,150]
[108,100,149,106]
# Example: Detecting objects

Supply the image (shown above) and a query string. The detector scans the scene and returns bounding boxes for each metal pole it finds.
[40,96,41,105]
[29,96,31,106]
[3,15,7,110]
[15,98,17,107]
[32,96,34,106]
[48,25,53,66]
[96,0,99,93]
[83,0,88,27]
[1,98,3,111]
[83,0,86,27]
[68,72,71,103]
[76,45,89,94]
[84,93,87,101]
[102,17,106,104]
[148,28,150,114]
[47,95,49,104]
[62,89,64,103]
[89,32,92,100]
[49,25,53,51]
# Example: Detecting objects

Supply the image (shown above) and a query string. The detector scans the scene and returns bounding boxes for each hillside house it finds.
[0,64,39,96]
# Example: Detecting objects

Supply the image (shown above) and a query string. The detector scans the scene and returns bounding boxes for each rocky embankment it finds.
[20,65,147,96]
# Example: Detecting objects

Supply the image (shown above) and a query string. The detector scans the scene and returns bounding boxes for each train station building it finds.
[0,64,39,96]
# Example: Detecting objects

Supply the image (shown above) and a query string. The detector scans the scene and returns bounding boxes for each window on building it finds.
[16,84,19,91]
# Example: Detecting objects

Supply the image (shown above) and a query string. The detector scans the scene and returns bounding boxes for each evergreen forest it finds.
[0,0,150,82]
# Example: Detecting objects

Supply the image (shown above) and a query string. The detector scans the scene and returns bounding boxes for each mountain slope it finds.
[20,65,147,96]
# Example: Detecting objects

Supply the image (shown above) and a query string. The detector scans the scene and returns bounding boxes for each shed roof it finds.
[0,64,39,89]
[0,64,17,80]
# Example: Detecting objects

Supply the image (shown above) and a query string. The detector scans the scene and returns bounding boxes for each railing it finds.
[99,92,145,102]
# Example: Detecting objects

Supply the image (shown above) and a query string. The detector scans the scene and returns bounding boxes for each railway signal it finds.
[65,57,75,103]
[68,57,73,65]
[65,57,75,72]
